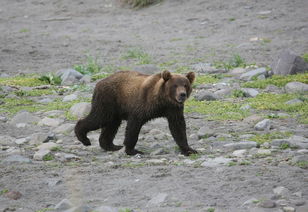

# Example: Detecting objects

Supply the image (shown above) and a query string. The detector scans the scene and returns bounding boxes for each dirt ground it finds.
[0,0,308,212]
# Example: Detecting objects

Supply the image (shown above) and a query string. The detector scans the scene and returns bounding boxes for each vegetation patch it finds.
[246,93,308,123]
[295,161,308,169]
[185,99,249,120]
[249,131,292,144]
[0,75,47,87]
[213,54,247,71]
[14,89,54,97]
[74,56,102,75]
[243,73,308,89]
[121,0,161,8]
[122,48,152,64]
[194,74,220,86]
[302,53,308,63]
[91,73,111,81]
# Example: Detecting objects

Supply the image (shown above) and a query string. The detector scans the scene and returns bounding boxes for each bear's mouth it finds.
[176,97,187,104]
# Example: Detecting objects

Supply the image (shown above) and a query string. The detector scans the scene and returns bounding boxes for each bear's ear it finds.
[162,70,171,81]
[186,72,195,84]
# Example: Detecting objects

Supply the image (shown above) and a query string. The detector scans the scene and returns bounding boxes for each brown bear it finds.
[74,70,197,156]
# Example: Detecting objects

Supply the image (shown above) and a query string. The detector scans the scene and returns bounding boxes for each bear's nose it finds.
[180,92,187,98]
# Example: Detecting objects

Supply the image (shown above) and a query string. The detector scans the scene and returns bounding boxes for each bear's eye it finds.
[184,84,188,88]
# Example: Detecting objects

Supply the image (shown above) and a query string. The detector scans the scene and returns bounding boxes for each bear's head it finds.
[162,70,195,105]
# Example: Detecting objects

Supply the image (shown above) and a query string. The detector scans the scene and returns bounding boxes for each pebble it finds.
[38,117,64,127]
[33,149,51,160]
[69,102,91,118]
[241,88,259,97]
[223,141,257,151]
[53,123,75,134]
[0,116,8,122]
[285,98,303,105]
[232,149,247,157]
[15,138,29,145]
[257,149,271,155]
[195,90,219,101]
[146,193,168,207]
[273,186,290,198]
[9,111,40,126]
[282,206,295,212]
[36,142,58,151]
[201,157,232,167]
[3,155,32,163]
[63,94,78,102]
[258,200,276,208]
[239,67,267,81]
[197,126,215,138]
[254,119,271,131]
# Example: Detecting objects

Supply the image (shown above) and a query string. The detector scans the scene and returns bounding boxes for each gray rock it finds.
[232,149,247,157]
[15,137,29,145]
[29,133,50,145]
[282,206,295,212]
[55,153,80,162]
[297,206,308,212]
[214,88,233,98]
[54,123,75,134]
[201,157,232,167]
[37,142,58,151]
[94,206,119,212]
[292,155,308,163]
[10,111,40,126]
[229,67,247,75]
[271,139,290,147]
[147,193,168,207]
[240,104,251,110]
[223,141,257,150]
[288,135,308,149]
[195,90,218,101]
[33,149,51,160]
[37,98,54,104]
[242,198,259,207]
[57,69,83,85]
[273,186,290,198]
[272,49,308,75]
[134,64,160,74]
[80,75,91,84]
[254,119,271,131]
[63,94,78,102]
[265,85,282,93]
[256,149,271,155]
[3,155,32,163]
[241,88,259,97]
[191,63,225,74]
[38,117,64,127]
[197,126,215,138]
[258,200,276,208]
[240,67,267,81]
[0,135,14,146]
[285,82,308,93]
[0,116,8,122]
[55,199,74,211]
[285,98,303,105]
[70,102,91,118]
[257,74,266,80]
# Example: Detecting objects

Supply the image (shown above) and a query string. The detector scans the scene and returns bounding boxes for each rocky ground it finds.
[0,0,308,212]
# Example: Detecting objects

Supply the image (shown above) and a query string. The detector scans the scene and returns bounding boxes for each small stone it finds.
[69,102,91,118]
[285,82,308,93]
[223,141,257,151]
[229,67,246,75]
[55,199,74,211]
[64,205,93,212]
[191,63,225,74]
[285,98,303,105]
[94,206,119,212]
[80,75,92,84]
[37,98,53,104]
[36,142,58,151]
[5,191,22,200]
[146,159,167,165]
[243,114,263,123]
[265,84,282,93]
[273,186,290,198]
[30,133,50,145]
[197,126,215,138]
[10,111,40,126]
[150,148,168,156]
[258,200,276,208]
[38,117,64,127]
[288,135,308,149]
[254,119,271,131]
[232,149,247,157]
[195,90,218,101]
[55,153,80,162]
[33,149,51,160]
[189,134,199,141]
[0,135,14,146]
[214,88,233,98]
[293,200,305,206]
[282,206,295,212]
[57,69,83,85]
[240,104,251,110]
[201,157,232,167]
[271,139,290,147]
[272,49,308,75]
[14,138,29,145]
[257,149,271,155]
[240,67,267,81]
[147,193,168,207]
[53,123,75,134]
[292,155,308,163]
[241,88,259,97]
[242,198,259,206]
[0,116,8,122]
[63,94,78,102]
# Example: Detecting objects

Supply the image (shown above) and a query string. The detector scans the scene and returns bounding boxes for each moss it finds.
[243,73,308,89]
[0,75,47,87]
[295,161,308,169]
[185,99,249,120]
[302,53,308,63]
[122,48,152,64]
[91,73,111,81]
[249,132,293,144]
[194,74,220,86]
[189,153,201,160]
[14,89,54,97]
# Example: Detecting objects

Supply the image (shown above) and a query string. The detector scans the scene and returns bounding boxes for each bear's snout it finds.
[177,91,187,103]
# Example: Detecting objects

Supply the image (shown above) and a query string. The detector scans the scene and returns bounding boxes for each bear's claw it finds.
[125,149,144,156]
[103,144,123,151]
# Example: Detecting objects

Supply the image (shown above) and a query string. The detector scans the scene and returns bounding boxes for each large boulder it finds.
[272,49,308,75]
[285,82,308,93]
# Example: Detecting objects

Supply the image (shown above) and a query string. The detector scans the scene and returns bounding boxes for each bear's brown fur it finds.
[74,70,197,156]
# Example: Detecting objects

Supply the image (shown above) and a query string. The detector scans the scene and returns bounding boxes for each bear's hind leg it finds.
[99,119,123,151]
[75,114,100,146]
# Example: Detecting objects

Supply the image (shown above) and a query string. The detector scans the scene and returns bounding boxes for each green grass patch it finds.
[247,93,308,123]
[302,53,308,63]
[43,154,54,161]
[189,153,201,160]
[122,48,152,64]
[38,73,62,85]
[232,89,246,98]
[91,73,111,81]
[295,161,308,169]
[243,73,308,89]
[0,189,9,195]
[74,56,102,75]
[194,74,220,86]
[122,0,160,8]
[14,89,54,97]
[0,97,90,116]
[185,99,249,120]
[249,131,292,144]
[213,54,246,71]
[0,75,47,87]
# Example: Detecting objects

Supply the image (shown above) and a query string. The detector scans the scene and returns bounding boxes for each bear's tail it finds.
[74,112,101,146]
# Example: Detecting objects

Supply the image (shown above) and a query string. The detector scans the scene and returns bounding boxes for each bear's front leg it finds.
[167,112,198,156]
[124,118,144,155]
